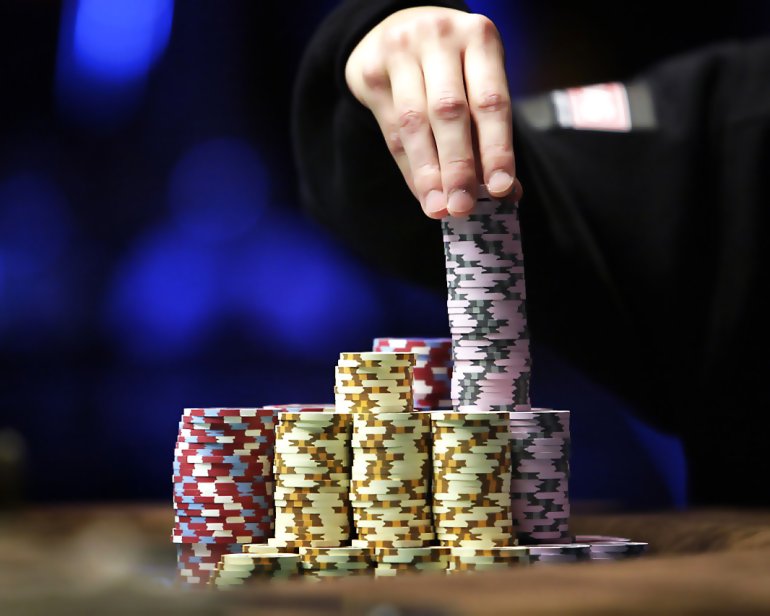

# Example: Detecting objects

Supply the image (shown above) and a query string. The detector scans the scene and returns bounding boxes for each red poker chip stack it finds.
[173,407,277,586]
[372,338,453,410]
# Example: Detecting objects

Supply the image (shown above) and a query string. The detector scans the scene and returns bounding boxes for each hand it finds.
[345,6,523,219]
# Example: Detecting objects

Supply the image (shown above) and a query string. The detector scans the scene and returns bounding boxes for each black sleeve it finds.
[511,36,770,424]
[290,0,470,290]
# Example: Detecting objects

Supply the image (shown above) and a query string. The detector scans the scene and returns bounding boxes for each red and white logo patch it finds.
[552,82,631,132]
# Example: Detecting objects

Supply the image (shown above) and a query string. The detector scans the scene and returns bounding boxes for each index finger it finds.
[463,15,516,198]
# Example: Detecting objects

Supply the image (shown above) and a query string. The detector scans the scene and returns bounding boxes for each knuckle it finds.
[414,160,441,179]
[383,26,412,51]
[430,95,467,121]
[444,157,475,174]
[396,107,428,134]
[474,91,510,114]
[361,62,388,90]
[483,143,514,164]
[384,128,405,156]
[468,13,500,42]
[418,14,454,37]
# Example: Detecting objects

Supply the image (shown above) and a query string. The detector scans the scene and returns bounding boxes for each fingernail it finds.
[425,190,445,214]
[488,170,514,194]
[448,189,474,214]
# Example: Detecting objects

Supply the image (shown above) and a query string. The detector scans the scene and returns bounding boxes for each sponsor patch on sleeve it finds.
[552,82,632,132]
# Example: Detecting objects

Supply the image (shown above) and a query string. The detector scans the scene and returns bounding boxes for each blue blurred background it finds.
[0,0,765,508]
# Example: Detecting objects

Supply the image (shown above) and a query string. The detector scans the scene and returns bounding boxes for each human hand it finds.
[345,6,523,219]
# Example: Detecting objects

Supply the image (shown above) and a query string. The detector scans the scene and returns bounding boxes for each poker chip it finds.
[372,338,453,410]
[509,409,571,544]
[173,407,277,585]
[441,186,531,413]
[176,542,242,585]
[271,409,353,550]
[430,411,515,549]
[587,541,650,561]
[344,375,432,547]
[528,543,591,565]
[173,187,652,585]
[297,546,375,579]
[373,545,451,576]
[335,352,415,415]
[448,546,530,572]
[212,552,301,587]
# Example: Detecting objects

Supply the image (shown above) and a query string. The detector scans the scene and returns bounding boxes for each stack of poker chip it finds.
[509,409,571,544]
[448,546,530,573]
[528,543,591,565]
[298,546,374,579]
[176,543,242,586]
[441,184,531,413]
[373,546,451,577]
[212,552,300,587]
[173,407,276,585]
[335,352,415,414]
[372,338,452,410]
[271,410,352,550]
[337,352,435,548]
[431,411,514,548]
[350,411,434,548]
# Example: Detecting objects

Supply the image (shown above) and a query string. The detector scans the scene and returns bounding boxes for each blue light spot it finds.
[168,139,266,245]
[105,226,220,360]
[0,173,72,278]
[226,215,383,358]
[72,0,173,82]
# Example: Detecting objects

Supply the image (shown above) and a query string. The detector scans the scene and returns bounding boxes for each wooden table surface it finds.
[1,504,770,615]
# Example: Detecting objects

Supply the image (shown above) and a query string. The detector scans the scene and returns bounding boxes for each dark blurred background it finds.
[0,0,766,509]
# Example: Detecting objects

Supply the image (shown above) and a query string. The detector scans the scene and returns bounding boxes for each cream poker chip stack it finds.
[431,411,515,548]
[335,352,415,414]
[509,409,571,544]
[211,552,300,587]
[350,411,434,548]
[373,546,451,577]
[298,546,375,579]
[448,546,530,573]
[270,410,352,551]
[337,352,435,548]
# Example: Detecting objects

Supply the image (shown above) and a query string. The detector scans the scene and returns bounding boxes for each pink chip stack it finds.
[172,407,277,585]
[372,338,452,410]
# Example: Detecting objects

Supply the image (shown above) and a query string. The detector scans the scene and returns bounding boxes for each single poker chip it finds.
[277,411,348,423]
[241,543,281,554]
[262,404,336,413]
[183,407,277,417]
[339,352,415,362]
[351,538,433,549]
[574,535,631,544]
[588,542,649,558]
[174,453,272,465]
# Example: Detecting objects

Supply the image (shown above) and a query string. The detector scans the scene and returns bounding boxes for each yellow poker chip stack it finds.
[337,352,436,548]
[211,552,300,587]
[335,352,415,414]
[373,546,451,577]
[271,411,352,551]
[298,546,375,579]
[447,546,530,573]
[430,411,515,548]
